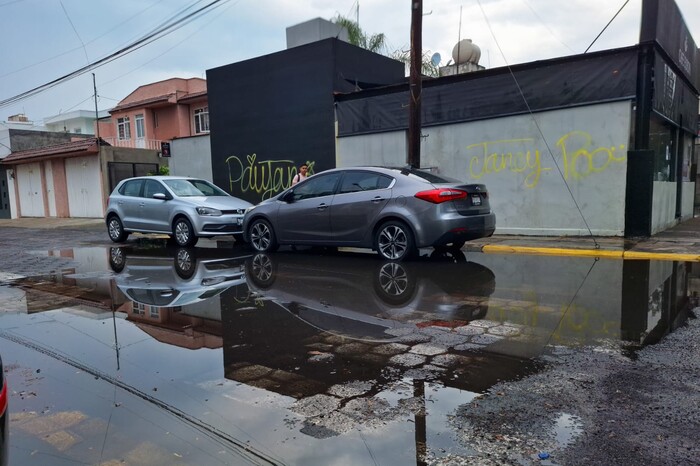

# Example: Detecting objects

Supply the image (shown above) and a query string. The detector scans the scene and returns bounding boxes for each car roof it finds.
[119,176,202,182]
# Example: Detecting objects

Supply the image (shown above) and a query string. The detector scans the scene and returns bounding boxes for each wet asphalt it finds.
[0,219,699,465]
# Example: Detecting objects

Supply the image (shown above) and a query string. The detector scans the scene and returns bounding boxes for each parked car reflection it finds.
[0,354,7,466]
[109,246,249,307]
[245,250,496,341]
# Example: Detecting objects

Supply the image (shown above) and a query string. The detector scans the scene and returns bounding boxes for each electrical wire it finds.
[520,0,575,54]
[60,0,90,65]
[476,0,600,246]
[0,0,167,79]
[0,0,229,109]
[584,0,630,53]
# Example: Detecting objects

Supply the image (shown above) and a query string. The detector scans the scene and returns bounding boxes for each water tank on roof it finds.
[452,39,481,65]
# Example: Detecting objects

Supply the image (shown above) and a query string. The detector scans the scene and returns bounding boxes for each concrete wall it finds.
[651,181,678,234]
[8,129,91,152]
[681,182,694,220]
[337,101,632,236]
[170,134,212,181]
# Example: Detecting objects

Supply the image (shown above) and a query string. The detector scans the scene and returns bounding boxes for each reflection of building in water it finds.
[125,304,224,350]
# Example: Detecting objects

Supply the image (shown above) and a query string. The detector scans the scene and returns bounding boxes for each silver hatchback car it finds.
[106,176,252,247]
[242,167,495,260]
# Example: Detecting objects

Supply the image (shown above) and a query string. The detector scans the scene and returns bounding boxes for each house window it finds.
[153,111,159,128]
[135,114,145,139]
[117,117,131,140]
[194,107,209,133]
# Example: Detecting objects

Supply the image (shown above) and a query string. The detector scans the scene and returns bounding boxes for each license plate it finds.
[471,194,481,206]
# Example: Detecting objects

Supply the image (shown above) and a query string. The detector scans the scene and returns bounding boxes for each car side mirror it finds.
[283,190,295,203]
[153,193,168,200]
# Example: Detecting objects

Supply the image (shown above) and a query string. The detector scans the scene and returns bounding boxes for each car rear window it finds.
[119,179,144,197]
[387,167,463,184]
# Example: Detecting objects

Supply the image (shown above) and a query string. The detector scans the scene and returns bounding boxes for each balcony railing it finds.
[102,137,164,151]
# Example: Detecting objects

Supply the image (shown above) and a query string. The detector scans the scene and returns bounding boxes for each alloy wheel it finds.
[377,224,409,260]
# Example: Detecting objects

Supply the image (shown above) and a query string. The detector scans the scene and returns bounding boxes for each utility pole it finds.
[407,0,423,168]
[93,73,100,140]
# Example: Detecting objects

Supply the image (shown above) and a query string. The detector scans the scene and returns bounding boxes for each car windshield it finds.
[163,179,229,197]
[387,167,463,184]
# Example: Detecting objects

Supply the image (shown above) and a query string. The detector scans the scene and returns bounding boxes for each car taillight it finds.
[414,189,468,204]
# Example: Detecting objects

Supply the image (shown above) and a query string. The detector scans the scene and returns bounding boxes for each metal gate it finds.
[0,168,10,219]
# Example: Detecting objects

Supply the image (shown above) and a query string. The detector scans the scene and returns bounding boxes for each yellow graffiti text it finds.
[467,138,550,188]
[467,132,626,188]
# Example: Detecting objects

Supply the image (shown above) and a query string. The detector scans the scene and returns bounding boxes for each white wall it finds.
[651,181,678,234]
[681,182,694,220]
[171,135,212,182]
[338,101,633,236]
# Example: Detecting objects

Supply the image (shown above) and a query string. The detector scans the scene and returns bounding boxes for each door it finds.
[135,114,146,149]
[66,156,103,218]
[275,172,341,243]
[17,163,45,217]
[330,171,393,244]
[139,179,171,232]
[0,168,10,219]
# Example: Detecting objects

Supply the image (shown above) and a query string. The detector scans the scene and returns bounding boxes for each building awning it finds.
[1,138,108,164]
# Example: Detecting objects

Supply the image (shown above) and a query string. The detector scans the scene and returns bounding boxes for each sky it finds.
[1,0,699,126]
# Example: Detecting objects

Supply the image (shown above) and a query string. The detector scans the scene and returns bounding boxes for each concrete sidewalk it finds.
[465,216,700,261]
[1,216,700,261]
[0,217,104,229]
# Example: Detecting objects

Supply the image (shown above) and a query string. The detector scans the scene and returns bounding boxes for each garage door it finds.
[16,163,45,217]
[65,156,103,218]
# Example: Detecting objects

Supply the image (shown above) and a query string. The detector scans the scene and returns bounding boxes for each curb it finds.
[481,244,700,262]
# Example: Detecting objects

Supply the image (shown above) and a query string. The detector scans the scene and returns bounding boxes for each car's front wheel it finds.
[249,219,279,252]
[107,215,129,243]
[173,217,198,247]
[174,248,196,279]
[375,220,416,261]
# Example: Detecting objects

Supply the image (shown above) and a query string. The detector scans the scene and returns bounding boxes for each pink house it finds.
[98,77,208,151]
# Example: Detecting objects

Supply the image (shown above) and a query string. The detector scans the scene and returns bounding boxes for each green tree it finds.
[332,15,387,54]
[332,15,439,77]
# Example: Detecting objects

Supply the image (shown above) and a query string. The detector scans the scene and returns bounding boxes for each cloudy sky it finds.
[1,0,698,125]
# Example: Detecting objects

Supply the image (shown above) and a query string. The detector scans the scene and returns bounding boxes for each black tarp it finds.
[336,48,639,136]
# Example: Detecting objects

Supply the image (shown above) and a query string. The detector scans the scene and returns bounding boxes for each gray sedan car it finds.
[242,166,495,260]
[105,176,252,247]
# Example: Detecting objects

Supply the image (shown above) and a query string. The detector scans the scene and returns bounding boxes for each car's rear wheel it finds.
[173,217,198,247]
[107,215,129,243]
[449,240,465,250]
[249,219,279,252]
[375,220,416,261]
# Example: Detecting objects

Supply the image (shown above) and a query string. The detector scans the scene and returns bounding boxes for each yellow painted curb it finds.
[481,244,700,262]
[622,251,700,261]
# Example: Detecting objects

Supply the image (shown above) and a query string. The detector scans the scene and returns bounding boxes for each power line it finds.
[0,0,167,80]
[476,0,599,245]
[585,0,630,53]
[0,0,229,109]
[60,0,90,64]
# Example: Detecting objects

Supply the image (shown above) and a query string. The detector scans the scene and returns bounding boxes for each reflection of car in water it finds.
[109,246,250,307]
[0,354,7,466]
[246,251,496,341]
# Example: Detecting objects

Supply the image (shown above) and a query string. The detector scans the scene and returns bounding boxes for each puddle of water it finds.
[0,244,696,464]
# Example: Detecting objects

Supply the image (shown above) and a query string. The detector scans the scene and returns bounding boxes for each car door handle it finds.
[139,202,145,207]
[371,196,384,203]
[317,203,328,211]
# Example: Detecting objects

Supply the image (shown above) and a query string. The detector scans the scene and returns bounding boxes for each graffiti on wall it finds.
[225,153,316,200]
[466,131,627,188]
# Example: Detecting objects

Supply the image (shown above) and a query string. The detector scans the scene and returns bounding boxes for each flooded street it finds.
[0,241,697,465]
